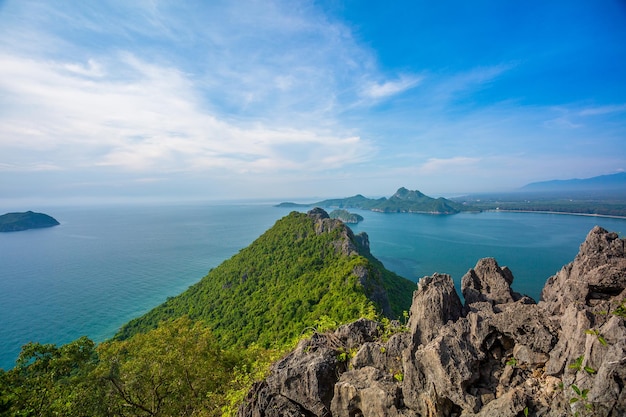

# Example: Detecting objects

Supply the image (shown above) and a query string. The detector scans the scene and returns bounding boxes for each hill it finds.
[278,187,465,214]
[0,211,59,232]
[115,208,415,347]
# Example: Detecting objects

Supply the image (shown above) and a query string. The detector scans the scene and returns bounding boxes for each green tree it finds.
[96,316,239,417]
[0,336,103,416]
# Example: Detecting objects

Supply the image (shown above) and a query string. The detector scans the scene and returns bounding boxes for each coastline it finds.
[486,208,626,220]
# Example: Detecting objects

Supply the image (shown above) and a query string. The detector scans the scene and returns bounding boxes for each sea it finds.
[1,202,625,370]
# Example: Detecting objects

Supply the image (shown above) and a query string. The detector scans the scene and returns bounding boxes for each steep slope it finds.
[115,208,415,348]
[241,226,626,417]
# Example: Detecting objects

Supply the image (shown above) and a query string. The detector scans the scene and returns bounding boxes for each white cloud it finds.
[361,75,423,99]
[0,53,374,175]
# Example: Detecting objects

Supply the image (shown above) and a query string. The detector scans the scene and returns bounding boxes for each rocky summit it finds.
[239,226,626,417]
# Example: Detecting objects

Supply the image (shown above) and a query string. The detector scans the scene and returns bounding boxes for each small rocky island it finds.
[0,211,60,232]
[329,209,363,224]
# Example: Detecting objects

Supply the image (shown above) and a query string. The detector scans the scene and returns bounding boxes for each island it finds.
[0,211,60,232]
[329,209,364,223]
[277,187,466,214]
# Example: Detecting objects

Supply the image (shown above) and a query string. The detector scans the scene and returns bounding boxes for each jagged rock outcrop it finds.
[239,226,626,417]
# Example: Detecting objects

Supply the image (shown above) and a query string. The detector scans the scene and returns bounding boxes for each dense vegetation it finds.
[278,187,466,214]
[0,318,281,416]
[329,209,363,223]
[0,211,59,232]
[0,209,415,416]
[116,210,414,345]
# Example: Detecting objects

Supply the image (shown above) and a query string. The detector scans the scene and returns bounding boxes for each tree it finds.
[0,336,103,416]
[95,316,238,416]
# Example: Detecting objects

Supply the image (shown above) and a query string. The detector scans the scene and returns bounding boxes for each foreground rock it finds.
[239,226,626,417]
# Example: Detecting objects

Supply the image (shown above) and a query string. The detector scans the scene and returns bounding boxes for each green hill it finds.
[115,208,415,348]
[278,187,466,214]
[0,211,59,232]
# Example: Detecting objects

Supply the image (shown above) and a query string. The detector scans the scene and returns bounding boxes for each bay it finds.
[1,203,624,370]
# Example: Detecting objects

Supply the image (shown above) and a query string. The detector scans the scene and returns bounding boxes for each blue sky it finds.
[1,1,625,204]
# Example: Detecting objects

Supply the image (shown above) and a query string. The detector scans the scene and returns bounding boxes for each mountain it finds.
[115,208,415,347]
[279,187,466,214]
[520,172,626,194]
[0,211,59,232]
[240,226,626,417]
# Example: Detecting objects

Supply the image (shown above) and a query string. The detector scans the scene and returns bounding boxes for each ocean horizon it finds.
[1,202,625,370]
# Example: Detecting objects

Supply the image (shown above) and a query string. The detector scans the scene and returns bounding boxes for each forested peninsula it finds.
[0,211,59,232]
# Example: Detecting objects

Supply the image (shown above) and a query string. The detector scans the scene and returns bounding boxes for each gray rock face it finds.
[408,273,463,347]
[461,257,529,306]
[239,227,626,417]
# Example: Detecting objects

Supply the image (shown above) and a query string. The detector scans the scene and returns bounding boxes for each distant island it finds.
[0,211,60,232]
[329,209,363,223]
[277,187,466,214]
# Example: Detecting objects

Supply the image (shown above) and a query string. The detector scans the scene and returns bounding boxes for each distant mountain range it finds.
[520,172,626,193]
[278,187,465,214]
[452,172,626,217]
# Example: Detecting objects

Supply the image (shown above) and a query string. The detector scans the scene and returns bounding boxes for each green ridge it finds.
[115,209,415,348]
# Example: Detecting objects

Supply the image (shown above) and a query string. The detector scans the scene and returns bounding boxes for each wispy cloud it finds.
[428,63,516,105]
[0,52,374,174]
[579,104,626,116]
[418,157,481,174]
[361,75,423,99]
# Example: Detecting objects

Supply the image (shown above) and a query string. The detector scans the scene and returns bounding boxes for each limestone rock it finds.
[408,273,463,346]
[239,226,626,417]
[461,257,522,306]
[541,225,626,316]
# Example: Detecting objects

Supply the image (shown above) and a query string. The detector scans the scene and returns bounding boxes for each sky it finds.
[1,0,625,205]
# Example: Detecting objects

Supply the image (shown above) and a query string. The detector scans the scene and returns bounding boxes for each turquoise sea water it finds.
[1,203,624,370]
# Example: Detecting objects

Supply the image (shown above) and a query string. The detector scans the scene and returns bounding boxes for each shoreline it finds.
[485,208,626,220]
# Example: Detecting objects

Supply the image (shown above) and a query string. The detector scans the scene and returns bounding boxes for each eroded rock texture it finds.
[239,226,626,417]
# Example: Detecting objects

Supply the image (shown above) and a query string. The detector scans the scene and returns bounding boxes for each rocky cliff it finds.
[239,226,626,417]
